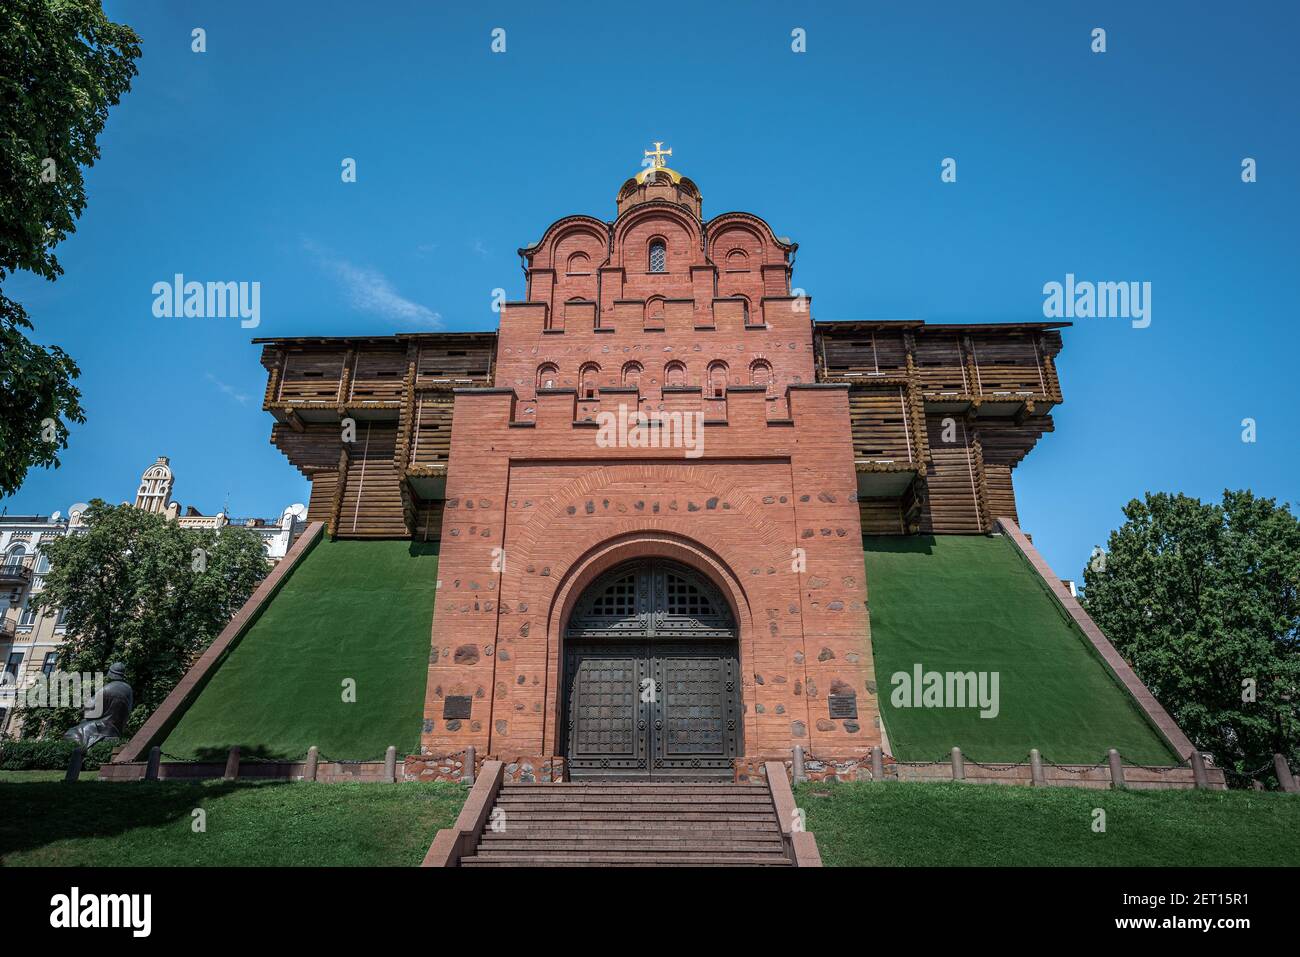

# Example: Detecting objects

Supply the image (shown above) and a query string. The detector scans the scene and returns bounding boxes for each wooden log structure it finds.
[252,322,1064,540]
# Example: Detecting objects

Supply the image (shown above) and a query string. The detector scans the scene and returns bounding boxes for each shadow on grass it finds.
[0,777,286,862]
[186,743,292,762]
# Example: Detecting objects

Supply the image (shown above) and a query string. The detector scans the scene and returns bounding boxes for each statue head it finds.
[106,661,128,682]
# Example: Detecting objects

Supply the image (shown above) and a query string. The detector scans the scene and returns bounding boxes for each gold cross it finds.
[644,142,673,168]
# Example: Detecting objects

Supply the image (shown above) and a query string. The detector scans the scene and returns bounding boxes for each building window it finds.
[42,652,57,676]
[4,652,23,679]
[751,359,774,393]
[649,240,666,274]
[566,251,591,275]
[707,361,729,398]
[579,363,600,400]
[664,361,687,388]
[18,599,38,628]
[536,363,559,391]
[621,361,643,388]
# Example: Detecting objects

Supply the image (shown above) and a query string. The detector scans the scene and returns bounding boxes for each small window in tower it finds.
[536,363,559,391]
[649,241,666,274]
[708,361,728,398]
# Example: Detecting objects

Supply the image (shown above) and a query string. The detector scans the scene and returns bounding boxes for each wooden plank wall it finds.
[920,413,984,534]
[409,394,455,467]
[337,424,408,538]
[307,470,338,527]
[848,386,915,464]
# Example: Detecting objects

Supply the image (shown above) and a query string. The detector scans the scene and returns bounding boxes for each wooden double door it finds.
[562,560,741,780]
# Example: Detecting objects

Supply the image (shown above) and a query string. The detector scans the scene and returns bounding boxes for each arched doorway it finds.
[562,558,741,780]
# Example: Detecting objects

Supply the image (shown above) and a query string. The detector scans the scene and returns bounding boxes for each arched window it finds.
[536,363,559,391]
[726,248,749,268]
[648,240,667,274]
[646,296,665,323]
[566,251,591,274]
[664,361,687,387]
[750,359,774,394]
[737,295,751,324]
[707,361,729,398]
[579,362,600,399]
[622,361,643,388]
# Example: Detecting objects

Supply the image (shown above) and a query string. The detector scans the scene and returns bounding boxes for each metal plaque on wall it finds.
[827,694,858,720]
[443,695,472,720]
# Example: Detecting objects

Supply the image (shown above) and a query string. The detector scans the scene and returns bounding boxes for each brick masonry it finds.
[421,170,878,766]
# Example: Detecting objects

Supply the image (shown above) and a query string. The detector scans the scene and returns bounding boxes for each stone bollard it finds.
[1107,748,1124,789]
[223,745,241,781]
[385,746,398,783]
[145,746,162,782]
[1190,751,1209,790]
[1030,748,1045,787]
[305,746,319,782]
[464,745,476,785]
[951,747,964,781]
[64,746,85,783]
[871,745,885,782]
[792,745,806,784]
[1274,753,1298,793]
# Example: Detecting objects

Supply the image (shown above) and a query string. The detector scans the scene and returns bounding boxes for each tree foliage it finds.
[1082,490,1300,785]
[0,296,84,496]
[21,501,269,738]
[0,0,140,495]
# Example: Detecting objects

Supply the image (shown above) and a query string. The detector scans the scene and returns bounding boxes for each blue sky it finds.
[3,0,1296,580]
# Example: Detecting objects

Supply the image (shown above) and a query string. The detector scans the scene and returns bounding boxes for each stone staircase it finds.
[458,782,793,867]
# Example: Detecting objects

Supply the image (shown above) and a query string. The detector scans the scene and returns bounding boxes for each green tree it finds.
[21,501,269,738]
[1082,490,1300,786]
[0,0,140,495]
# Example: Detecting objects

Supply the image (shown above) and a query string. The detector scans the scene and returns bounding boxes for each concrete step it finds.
[462,858,785,868]
[478,820,780,833]
[478,840,783,853]
[486,806,769,821]
[461,859,790,867]
[495,793,772,805]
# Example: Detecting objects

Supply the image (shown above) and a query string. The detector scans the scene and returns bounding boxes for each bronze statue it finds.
[63,662,133,749]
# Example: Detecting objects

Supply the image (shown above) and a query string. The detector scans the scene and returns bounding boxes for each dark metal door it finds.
[563,560,740,780]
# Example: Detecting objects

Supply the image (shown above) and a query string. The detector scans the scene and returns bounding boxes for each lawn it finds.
[864,535,1176,765]
[162,538,438,761]
[0,778,466,866]
[797,779,1300,866]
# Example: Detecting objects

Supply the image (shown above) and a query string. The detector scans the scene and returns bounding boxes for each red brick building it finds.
[253,150,1066,779]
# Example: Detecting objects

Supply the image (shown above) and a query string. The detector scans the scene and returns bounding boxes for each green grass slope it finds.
[797,780,1300,866]
[162,539,438,761]
[865,535,1176,765]
[0,778,465,866]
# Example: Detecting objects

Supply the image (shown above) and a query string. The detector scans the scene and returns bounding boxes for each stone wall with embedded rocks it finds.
[422,383,879,764]
[746,752,1225,791]
[403,753,564,784]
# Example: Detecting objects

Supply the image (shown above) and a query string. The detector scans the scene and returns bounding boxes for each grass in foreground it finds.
[163,538,438,761]
[0,770,65,782]
[797,779,1300,866]
[0,778,466,867]
[864,535,1176,764]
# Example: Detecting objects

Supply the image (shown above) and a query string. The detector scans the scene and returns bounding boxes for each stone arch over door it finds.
[559,555,742,780]
[541,531,758,768]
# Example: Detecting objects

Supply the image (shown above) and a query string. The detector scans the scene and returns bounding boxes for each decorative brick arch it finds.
[538,529,764,756]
